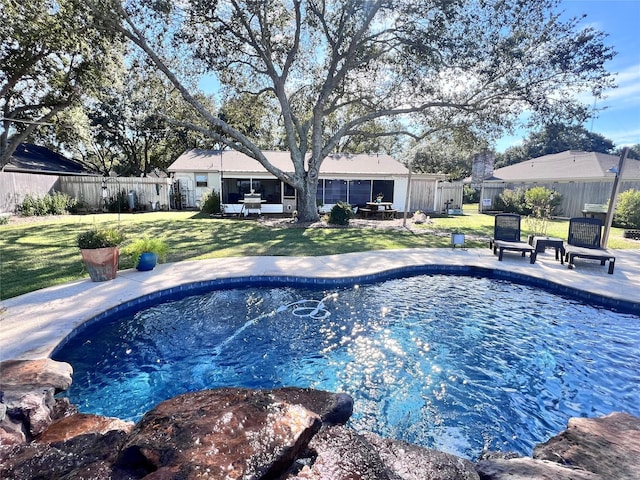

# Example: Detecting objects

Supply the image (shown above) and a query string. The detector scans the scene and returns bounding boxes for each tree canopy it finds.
[496,123,616,168]
[94,0,613,219]
[0,0,123,167]
[27,0,616,221]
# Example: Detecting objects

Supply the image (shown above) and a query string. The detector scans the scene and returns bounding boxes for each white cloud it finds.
[602,64,640,106]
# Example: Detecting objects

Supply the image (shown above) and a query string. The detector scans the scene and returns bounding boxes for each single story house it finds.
[478,150,640,218]
[167,150,458,215]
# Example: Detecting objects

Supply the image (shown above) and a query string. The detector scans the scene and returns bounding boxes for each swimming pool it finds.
[52,274,640,460]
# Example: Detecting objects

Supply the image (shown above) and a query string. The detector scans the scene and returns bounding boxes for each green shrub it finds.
[200,190,222,214]
[106,190,128,213]
[17,194,45,216]
[77,228,126,249]
[328,201,354,225]
[463,185,480,204]
[496,188,528,215]
[16,192,76,216]
[50,191,76,214]
[0,215,9,225]
[614,189,640,228]
[121,236,168,266]
[524,186,561,235]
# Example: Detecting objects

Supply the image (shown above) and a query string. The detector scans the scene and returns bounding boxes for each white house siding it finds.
[189,172,221,209]
[167,150,449,215]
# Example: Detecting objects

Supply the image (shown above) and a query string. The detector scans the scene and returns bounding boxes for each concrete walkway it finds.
[1,248,639,361]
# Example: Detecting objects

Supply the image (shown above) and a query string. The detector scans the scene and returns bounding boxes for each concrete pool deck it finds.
[1,247,639,361]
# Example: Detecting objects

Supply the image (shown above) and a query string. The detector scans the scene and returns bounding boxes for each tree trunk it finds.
[297,180,320,223]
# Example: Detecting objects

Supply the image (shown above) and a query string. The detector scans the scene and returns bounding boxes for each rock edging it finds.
[2,359,640,479]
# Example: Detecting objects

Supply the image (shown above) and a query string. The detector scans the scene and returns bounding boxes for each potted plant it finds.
[121,236,168,271]
[77,227,125,281]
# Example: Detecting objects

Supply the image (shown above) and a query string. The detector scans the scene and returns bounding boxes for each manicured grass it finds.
[1,207,637,300]
[424,204,637,250]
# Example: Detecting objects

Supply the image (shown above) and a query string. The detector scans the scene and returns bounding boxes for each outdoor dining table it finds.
[361,201,397,219]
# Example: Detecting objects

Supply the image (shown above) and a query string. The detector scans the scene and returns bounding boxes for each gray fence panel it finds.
[1,173,172,214]
[0,172,60,213]
[480,180,640,218]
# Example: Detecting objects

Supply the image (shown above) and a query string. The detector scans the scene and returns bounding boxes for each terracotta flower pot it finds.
[80,247,119,282]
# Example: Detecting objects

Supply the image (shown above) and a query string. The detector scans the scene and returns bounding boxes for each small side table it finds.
[531,236,565,262]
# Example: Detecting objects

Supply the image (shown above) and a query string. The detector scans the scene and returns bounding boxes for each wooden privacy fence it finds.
[438,182,464,213]
[409,179,463,213]
[480,180,640,218]
[0,172,59,213]
[58,177,172,211]
[0,172,172,213]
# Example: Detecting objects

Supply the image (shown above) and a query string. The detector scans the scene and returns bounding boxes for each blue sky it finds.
[495,0,640,152]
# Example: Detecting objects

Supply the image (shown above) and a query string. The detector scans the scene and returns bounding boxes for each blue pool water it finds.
[52,275,640,460]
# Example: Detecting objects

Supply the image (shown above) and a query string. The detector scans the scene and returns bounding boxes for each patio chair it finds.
[489,213,537,263]
[563,217,616,274]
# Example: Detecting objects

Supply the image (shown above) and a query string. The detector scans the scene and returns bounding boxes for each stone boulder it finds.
[476,412,640,480]
[2,359,640,480]
[270,387,353,425]
[533,412,640,480]
[286,427,480,480]
[0,358,74,443]
[364,432,480,480]
[286,425,394,479]
[475,457,601,479]
[36,412,134,444]
[115,388,324,479]
[0,430,135,480]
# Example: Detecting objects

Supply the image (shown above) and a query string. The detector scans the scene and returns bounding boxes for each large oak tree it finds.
[92,0,614,221]
[0,0,122,167]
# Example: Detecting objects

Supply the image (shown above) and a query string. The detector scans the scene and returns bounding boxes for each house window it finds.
[323,179,348,204]
[251,179,280,203]
[348,180,371,206]
[222,178,250,203]
[283,182,296,198]
[222,178,281,203]
[195,174,208,188]
[372,180,394,202]
[316,180,324,205]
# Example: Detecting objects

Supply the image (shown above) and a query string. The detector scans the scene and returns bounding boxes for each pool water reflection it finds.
[52,275,640,460]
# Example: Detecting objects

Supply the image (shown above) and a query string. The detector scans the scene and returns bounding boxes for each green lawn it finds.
[428,205,637,250]
[1,207,637,300]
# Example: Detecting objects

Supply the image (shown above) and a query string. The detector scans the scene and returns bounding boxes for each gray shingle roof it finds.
[4,143,96,175]
[487,150,640,182]
[168,150,409,175]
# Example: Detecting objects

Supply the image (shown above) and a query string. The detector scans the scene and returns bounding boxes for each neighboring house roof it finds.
[484,150,640,182]
[3,143,96,175]
[168,149,410,176]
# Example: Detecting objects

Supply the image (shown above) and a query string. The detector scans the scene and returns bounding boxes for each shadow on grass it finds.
[2,211,634,299]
